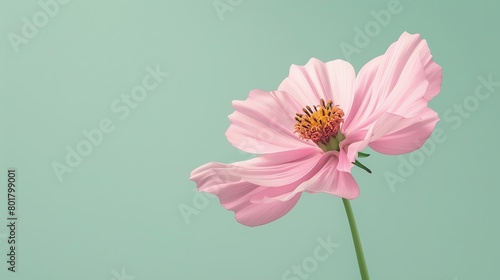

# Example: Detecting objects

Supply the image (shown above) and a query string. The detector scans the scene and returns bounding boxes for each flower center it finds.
[294,99,345,152]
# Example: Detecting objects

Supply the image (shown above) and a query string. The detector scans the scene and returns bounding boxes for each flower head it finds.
[190,32,442,226]
[294,99,346,151]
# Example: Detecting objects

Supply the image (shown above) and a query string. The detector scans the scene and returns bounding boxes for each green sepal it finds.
[357,152,370,158]
[353,159,372,174]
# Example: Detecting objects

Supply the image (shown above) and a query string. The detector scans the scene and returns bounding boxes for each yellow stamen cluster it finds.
[294,99,345,144]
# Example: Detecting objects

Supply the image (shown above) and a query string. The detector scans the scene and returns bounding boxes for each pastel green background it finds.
[1,0,499,279]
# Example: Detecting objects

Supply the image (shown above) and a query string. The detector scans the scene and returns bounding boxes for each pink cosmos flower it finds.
[190,32,442,227]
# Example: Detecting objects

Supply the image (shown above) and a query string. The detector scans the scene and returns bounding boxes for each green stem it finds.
[342,198,370,280]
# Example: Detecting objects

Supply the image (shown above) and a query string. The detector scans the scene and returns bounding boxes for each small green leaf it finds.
[353,160,372,174]
[357,152,370,158]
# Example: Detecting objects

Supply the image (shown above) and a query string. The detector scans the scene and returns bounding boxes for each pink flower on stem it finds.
[190,32,441,227]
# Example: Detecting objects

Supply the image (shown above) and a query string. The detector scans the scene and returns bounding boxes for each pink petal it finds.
[345,32,442,134]
[191,147,323,189]
[368,110,439,155]
[298,155,360,199]
[189,149,328,226]
[278,58,357,118]
[191,166,300,226]
[251,153,360,201]
[220,182,302,227]
[226,89,317,154]
[336,129,370,172]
